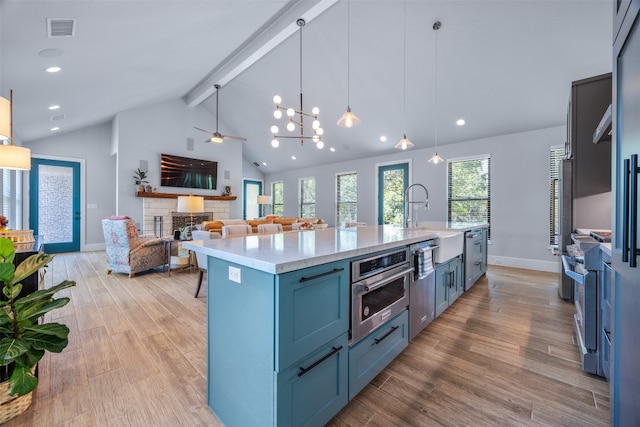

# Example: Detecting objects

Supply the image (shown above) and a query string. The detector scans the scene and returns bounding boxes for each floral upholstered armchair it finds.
[101,217,165,277]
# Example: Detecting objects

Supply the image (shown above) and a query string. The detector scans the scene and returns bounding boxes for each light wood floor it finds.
[4,252,609,426]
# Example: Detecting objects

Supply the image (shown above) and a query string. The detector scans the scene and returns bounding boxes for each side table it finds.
[162,238,194,276]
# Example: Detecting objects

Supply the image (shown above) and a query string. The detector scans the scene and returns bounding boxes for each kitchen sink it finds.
[432,230,464,264]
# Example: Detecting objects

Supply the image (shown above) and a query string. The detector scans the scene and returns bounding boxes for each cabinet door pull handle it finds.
[299,267,345,283]
[623,158,630,263]
[297,346,343,377]
[374,325,399,344]
[630,154,638,268]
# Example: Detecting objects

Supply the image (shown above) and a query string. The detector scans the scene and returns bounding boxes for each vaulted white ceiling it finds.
[0,0,613,173]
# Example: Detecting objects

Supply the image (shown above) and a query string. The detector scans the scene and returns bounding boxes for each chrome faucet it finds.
[404,183,429,228]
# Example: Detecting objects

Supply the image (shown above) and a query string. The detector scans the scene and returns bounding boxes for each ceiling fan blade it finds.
[194,126,214,134]
[223,135,247,142]
[203,138,213,143]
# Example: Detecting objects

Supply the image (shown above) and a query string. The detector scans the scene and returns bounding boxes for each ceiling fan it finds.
[194,84,247,143]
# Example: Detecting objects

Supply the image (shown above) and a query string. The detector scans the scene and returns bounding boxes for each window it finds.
[549,146,564,245]
[299,177,315,218]
[272,181,284,216]
[447,155,491,238]
[1,169,22,230]
[336,172,357,225]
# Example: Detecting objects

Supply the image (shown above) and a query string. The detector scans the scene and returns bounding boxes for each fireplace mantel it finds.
[135,192,236,201]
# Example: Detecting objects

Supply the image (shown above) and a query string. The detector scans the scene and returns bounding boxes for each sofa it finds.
[200,216,324,234]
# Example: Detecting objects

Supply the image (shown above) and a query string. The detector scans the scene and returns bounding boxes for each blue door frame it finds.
[377,163,409,225]
[243,179,263,219]
[29,158,81,253]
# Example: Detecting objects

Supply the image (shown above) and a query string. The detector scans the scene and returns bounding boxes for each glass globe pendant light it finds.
[395,0,414,150]
[337,0,361,128]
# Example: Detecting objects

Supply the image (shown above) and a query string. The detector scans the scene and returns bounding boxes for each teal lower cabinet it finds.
[348,310,409,399]
[276,333,349,426]
[276,261,350,370]
[435,255,463,318]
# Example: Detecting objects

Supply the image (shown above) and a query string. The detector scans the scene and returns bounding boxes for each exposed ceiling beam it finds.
[184,0,339,108]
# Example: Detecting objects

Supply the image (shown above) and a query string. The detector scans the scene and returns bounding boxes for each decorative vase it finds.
[0,379,32,423]
[136,184,144,192]
[145,185,153,192]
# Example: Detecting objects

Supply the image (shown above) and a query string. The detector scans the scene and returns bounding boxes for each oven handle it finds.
[561,254,586,284]
[353,267,413,293]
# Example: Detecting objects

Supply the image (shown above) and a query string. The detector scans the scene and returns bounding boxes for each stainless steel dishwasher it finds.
[409,241,437,340]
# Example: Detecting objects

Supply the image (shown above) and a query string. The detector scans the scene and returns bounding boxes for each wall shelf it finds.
[135,192,236,201]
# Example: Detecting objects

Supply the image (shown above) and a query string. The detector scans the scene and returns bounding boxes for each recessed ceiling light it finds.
[262,162,267,166]
[45,66,61,73]
[291,156,296,160]
[456,119,466,126]
[50,126,60,131]
[380,136,387,142]
[330,147,335,152]
[49,105,60,110]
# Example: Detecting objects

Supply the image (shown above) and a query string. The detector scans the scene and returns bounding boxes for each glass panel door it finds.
[29,158,80,253]
[377,163,408,225]
[243,179,263,219]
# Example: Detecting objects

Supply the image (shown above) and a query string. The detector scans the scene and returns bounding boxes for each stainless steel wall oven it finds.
[350,248,412,345]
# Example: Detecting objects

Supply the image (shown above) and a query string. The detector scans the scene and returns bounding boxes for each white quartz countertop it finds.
[417,221,489,232]
[183,225,440,274]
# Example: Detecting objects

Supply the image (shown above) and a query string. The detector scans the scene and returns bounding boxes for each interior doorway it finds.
[243,179,263,220]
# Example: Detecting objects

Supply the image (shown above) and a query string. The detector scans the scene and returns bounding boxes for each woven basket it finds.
[0,380,32,424]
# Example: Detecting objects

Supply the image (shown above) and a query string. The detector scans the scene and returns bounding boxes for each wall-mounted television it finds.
[160,153,217,190]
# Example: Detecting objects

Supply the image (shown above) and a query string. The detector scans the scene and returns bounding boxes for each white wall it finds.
[113,98,244,224]
[265,125,566,272]
[24,122,115,249]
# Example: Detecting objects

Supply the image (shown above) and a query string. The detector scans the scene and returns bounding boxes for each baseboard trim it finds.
[82,243,105,252]
[488,255,559,273]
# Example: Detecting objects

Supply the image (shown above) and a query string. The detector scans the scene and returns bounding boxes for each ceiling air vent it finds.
[51,114,66,121]
[47,18,76,38]
[252,162,260,167]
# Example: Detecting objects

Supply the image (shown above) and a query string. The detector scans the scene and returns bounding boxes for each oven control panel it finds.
[352,249,408,282]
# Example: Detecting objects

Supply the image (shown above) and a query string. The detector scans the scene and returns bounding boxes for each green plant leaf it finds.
[22,331,69,353]
[2,283,22,300]
[17,297,70,323]
[0,238,15,263]
[0,338,29,364]
[24,322,70,339]
[8,364,38,396]
[10,253,53,285]
[15,280,75,307]
[0,262,15,283]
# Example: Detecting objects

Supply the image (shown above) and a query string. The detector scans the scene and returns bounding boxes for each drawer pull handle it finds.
[299,267,345,283]
[374,325,399,345]
[298,346,343,377]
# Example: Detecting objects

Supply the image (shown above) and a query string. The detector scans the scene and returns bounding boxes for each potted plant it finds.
[0,237,75,422]
[133,168,148,192]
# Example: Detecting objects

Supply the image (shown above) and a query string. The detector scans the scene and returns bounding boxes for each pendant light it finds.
[337,0,361,128]
[428,21,444,164]
[395,0,413,150]
[0,90,31,171]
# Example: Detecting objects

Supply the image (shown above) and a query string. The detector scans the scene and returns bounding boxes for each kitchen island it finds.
[183,225,440,427]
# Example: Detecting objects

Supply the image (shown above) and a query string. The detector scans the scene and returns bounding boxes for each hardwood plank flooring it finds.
[3,252,609,426]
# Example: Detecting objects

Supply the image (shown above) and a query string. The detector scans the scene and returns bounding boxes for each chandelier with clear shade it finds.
[428,21,444,164]
[271,19,324,149]
[0,90,31,171]
[395,0,414,150]
[336,0,361,128]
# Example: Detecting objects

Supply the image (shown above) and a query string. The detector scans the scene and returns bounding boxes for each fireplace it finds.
[141,197,230,237]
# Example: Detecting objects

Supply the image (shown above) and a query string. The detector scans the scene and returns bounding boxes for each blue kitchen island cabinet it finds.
[434,255,463,318]
[207,256,350,427]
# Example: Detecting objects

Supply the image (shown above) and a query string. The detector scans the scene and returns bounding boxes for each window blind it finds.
[336,172,357,225]
[447,156,491,239]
